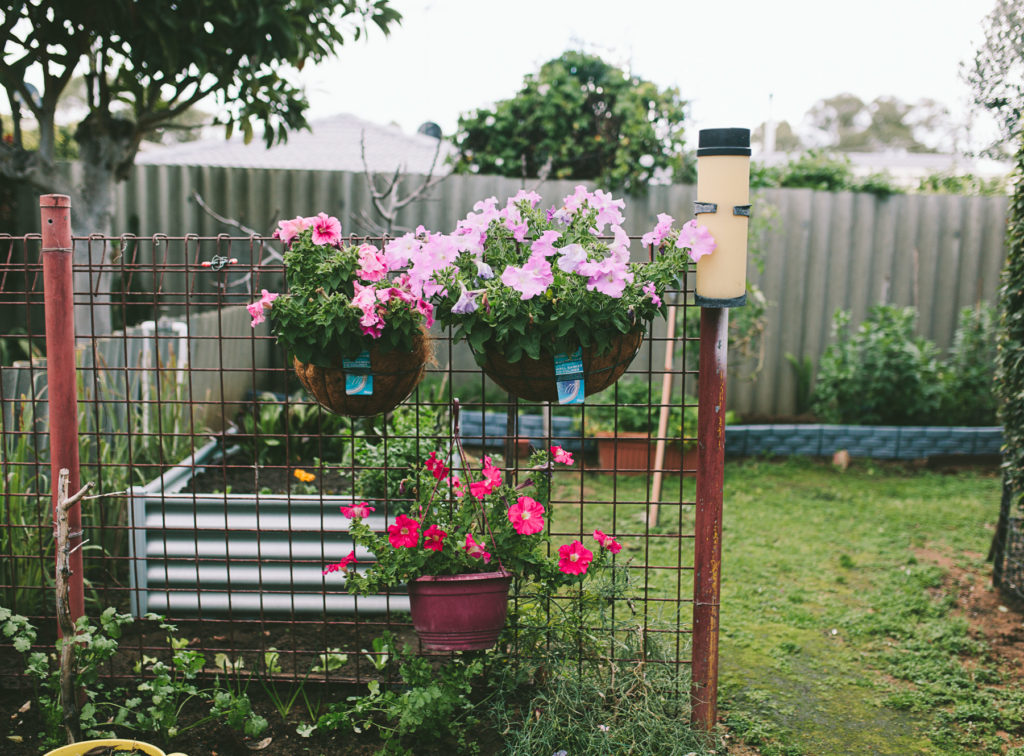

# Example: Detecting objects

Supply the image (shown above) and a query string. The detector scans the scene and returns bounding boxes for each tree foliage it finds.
[964,0,1024,155]
[451,50,688,193]
[804,92,954,153]
[0,0,401,230]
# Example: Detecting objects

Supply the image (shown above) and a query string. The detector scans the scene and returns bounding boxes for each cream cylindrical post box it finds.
[694,128,751,307]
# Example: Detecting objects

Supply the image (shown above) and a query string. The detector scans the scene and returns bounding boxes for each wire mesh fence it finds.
[0,221,707,707]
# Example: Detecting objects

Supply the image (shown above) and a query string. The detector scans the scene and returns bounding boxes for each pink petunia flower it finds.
[357,244,388,281]
[272,216,312,246]
[247,289,279,327]
[507,496,546,535]
[388,514,420,549]
[675,220,717,262]
[501,252,554,300]
[556,243,589,274]
[310,212,342,247]
[323,549,357,575]
[463,533,491,563]
[593,529,623,554]
[642,282,662,307]
[641,213,676,248]
[551,446,574,465]
[340,502,376,519]
[423,524,447,552]
[558,540,594,575]
[530,230,563,257]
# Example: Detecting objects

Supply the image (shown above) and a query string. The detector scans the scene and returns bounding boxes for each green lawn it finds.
[551,456,1014,755]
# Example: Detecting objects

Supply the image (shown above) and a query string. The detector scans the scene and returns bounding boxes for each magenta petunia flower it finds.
[464,533,491,563]
[593,529,623,554]
[310,212,342,247]
[325,549,362,569]
[388,514,420,549]
[469,455,502,498]
[425,451,450,481]
[507,496,545,535]
[423,525,447,552]
[558,540,594,575]
[676,220,717,262]
[551,445,574,465]
[340,502,376,519]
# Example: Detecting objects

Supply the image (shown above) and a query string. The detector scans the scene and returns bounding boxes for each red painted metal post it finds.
[691,306,729,729]
[41,194,84,628]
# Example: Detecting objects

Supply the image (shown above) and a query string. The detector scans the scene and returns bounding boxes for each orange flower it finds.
[293,469,315,483]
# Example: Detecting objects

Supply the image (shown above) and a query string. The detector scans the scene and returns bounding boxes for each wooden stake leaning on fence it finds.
[54,468,94,744]
[648,294,679,528]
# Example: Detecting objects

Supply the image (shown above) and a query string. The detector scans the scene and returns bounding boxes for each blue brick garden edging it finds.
[459,411,1003,461]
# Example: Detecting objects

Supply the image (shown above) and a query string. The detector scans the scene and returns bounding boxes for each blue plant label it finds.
[554,348,585,405]
[343,350,373,396]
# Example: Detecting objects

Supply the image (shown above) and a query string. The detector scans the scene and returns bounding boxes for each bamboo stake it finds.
[648,297,679,528]
[54,468,93,745]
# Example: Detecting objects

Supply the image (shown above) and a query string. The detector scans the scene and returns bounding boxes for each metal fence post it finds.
[41,194,84,628]
[691,306,728,729]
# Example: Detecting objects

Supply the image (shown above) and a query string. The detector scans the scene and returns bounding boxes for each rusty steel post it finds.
[691,306,729,730]
[41,194,84,629]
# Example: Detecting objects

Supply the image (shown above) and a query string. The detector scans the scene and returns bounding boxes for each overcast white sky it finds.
[301,0,998,150]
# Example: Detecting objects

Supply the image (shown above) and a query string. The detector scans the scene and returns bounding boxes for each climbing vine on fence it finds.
[997,140,1024,498]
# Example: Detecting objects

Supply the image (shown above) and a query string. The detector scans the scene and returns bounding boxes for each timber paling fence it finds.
[0,196,730,727]
[6,166,1009,418]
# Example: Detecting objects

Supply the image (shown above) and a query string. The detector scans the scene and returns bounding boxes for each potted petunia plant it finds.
[382,186,716,403]
[323,404,623,650]
[247,212,436,417]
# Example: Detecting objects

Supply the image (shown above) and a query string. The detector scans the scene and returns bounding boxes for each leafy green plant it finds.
[354,403,445,513]
[585,378,695,441]
[210,654,270,740]
[940,304,999,425]
[235,390,354,467]
[812,305,943,425]
[3,606,133,750]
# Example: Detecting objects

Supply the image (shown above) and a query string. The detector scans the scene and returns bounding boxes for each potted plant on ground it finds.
[323,403,624,650]
[585,378,737,475]
[248,213,435,417]
[382,187,715,402]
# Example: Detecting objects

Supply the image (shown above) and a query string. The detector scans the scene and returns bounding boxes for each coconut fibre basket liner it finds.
[480,329,643,403]
[293,331,433,417]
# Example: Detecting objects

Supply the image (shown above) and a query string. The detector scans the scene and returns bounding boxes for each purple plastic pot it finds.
[407,570,512,650]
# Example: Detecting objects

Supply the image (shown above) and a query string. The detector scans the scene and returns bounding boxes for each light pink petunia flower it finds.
[676,220,717,262]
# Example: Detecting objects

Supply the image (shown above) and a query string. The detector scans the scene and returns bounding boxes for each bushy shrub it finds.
[940,305,1000,425]
[812,305,943,425]
[812,304,1000,426]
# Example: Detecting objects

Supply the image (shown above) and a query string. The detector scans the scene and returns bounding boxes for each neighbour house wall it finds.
[10,164,1008,418]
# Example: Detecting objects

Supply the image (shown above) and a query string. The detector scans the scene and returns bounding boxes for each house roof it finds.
[135,113,454,175]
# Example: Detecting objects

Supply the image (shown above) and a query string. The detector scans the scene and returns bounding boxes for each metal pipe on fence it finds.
[691,306,729,730]
[41,194,84,629]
